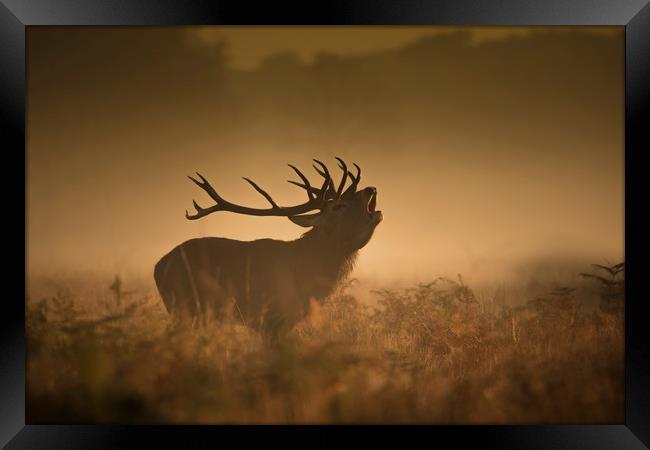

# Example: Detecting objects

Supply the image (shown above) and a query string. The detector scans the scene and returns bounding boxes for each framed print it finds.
[2,0,649,448]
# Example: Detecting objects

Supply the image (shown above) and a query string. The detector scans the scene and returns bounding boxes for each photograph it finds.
[26,25,624,424]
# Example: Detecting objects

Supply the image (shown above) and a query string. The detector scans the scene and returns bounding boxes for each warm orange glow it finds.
[25,25,625,426]
[27,26,623,290]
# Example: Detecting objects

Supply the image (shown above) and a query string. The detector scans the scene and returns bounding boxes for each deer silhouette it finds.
[154,158,382,339]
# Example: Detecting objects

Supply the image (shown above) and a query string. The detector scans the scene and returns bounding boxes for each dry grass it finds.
[26,266,624,424]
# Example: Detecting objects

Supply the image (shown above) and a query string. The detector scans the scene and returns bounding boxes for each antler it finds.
[288,157,361,200]
[342,163,361,198]
[185,164,334,220]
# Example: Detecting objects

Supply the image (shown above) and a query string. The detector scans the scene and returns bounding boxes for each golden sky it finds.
[27,26,624,287]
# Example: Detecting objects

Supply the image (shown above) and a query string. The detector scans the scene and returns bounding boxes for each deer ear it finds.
[288,213,322,228]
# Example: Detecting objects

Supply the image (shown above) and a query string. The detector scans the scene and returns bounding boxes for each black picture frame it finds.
[2,1,648,448]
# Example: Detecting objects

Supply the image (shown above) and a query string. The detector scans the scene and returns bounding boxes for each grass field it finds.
[26,264,624,424]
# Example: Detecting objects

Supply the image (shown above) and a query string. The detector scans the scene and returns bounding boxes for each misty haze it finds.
[26,26,624,424]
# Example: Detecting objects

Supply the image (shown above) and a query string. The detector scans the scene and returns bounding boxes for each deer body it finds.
[155,233,357,336]
[154,158,381,339]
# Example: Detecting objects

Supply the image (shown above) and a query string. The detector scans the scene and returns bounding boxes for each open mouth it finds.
[367,191,381,222]
[367,191,377,213]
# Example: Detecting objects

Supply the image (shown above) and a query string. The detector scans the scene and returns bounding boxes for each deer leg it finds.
[179,244,202,318]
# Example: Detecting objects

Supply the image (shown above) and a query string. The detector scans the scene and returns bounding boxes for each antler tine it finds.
[334,157,348,198]
[352,163,361,181]
[313,159,334,201]
[287,180,322,196]
[342,163,361,197]
[186,200,206,219]
[186,167,325,220]
[312,164,327,179]
[188,172,225,203]
[288,164,316,202]
[242,177,279,209]
[186,172,227,219]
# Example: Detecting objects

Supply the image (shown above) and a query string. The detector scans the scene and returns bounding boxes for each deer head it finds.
[185,158,382,251]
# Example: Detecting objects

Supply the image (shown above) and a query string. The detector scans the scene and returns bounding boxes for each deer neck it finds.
[293,230,358,297]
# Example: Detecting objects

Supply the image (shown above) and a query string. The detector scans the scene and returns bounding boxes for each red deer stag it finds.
[154,158,382,339]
